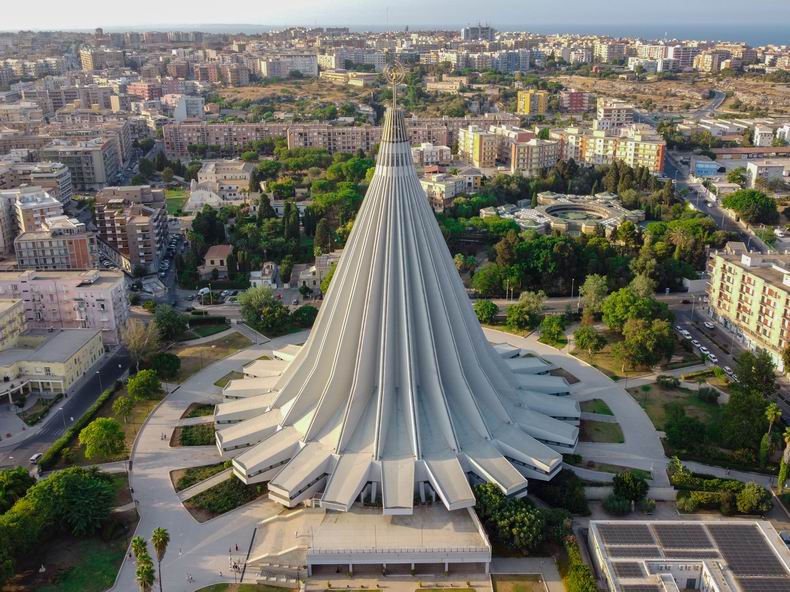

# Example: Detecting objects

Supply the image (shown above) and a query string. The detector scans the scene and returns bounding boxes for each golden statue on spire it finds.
[383,61,405,108]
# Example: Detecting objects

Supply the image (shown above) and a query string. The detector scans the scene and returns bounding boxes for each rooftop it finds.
[0,328,99,365]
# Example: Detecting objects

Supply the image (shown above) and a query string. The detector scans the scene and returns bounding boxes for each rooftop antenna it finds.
[384,61,405,109]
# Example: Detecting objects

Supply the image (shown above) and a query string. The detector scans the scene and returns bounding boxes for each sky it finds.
[2,0,790,32]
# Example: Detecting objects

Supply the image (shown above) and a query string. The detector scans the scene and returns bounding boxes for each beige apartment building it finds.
[458,125,498,168]
[0,270,127,345]
[511,138,562,176]
[0,160,74,205]
[197,160,255,199]
[420,173,469,211]
[15,216,97,271]
[560,125,666,174]
[708,251,790,371]
[595,98,635,131]
[96,186,168,272]
[0,186,63,256]
[39,137,120,191]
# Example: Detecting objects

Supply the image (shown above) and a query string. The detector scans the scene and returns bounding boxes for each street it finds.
[0,347,130,468]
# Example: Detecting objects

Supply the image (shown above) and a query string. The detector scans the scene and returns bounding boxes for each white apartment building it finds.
[411,143,452,166]
[753,125,775,147]
[595,98,635,131]
[260,54,318,78]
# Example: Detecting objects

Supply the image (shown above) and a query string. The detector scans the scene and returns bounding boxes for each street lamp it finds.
[58,407,66,429]
[96,370,103,394]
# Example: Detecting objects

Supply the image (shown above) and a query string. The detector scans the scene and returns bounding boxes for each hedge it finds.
[187,315,228,326]
[39,382,121,469]
[563,536,597,592]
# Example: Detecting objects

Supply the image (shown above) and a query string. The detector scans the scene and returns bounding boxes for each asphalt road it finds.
[0,347,130,468]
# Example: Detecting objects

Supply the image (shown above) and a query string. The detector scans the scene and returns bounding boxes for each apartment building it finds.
[461,25,496,42]
[411,143,452,166]
[0,159,73,205]
[318,47,386,71]
[746,160,785,188]
[420,173,468,211]
[667,45,701,69]
[516,90,549,116]
[593,42,626,63]
[95,186,168,272]
[595,98,635,131]
[39,138,120,190]
[127,81,162,101]
[223,65,250,86]
[13,187,63,232]
[14,215,97,271]
[458,125,497,168]
[79,47,125,71]
[197,160,255,199]
[693,50,731,73]
[708,251,790,371]
[559,90,595,113]
[511,138,562,176]
[160,94,205,122]
[163,122,291,159]
[0,269,127,345]
[560,125,666,173]
[259,54,318,78]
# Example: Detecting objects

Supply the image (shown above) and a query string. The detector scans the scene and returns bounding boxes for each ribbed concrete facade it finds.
[215,107,580,515]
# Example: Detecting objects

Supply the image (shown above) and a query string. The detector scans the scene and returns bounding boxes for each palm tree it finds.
[766,402,782,437]
[666,226,693,260]
[136,556,156,592]
[151,527,170,592]
[131,536,148,561]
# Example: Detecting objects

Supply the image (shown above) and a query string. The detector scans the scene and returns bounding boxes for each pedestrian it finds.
[235,543,239,552]
[179,547,182,556]
[220,570,223,577]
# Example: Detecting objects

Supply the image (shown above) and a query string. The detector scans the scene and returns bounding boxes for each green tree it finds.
[579,274,608,315]
[619,317,674,368]
[573,326,606,359]
[161,167,174,183]
[128,369,163,401]
[612,470,649,502]
[151,527,169,592]
[314,218,333,256]
[726,167,747,186]
[735,349,778,398]
[720,386,768,450]
[601,287,670,333]
[138,158,154,179]
[735,482,772,515]
[540,315,566,345]
[291,305,318,328]
[320,263,336,295]
[629,272,657,298]
[153,304,188,341]
[256,194,277,225]
[473,300,498,324]
[149,352,181,381]
[238,286,291,335]
[241,150,258,162]
[507,290,546,330]
[722,189,779,224]
[0,467,35,514]
[78,418,125,460]
[122,318,161,372]
[112,396,134,423]
[471,263,504,297]
[779,427,790,493]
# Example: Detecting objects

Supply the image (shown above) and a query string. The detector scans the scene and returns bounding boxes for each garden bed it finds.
[184,476,266,522]
[181,402,216,418]
[171,423,216,446]
[492,575,544,592]
[17,393,63,426]
[214,371,243,388]
[170,461,230,492]
[579,399,613,415]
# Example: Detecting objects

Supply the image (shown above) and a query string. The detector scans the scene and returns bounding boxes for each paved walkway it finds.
[682,460,777,488]
[111,330,308,592]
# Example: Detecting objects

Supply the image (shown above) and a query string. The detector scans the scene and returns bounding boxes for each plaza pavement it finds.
[112,330,308,592]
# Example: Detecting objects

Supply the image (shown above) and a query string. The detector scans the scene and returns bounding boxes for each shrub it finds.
[149,352,181,380]
[291,305,318,328]
[602,493,631,515]
[736,482,773,515]
[676,494,699,513]
[142,300,157,313]
[473,299,498,324]
[613,470,649,502]
[732,448,757,465]
[178,424,215,446]
[127,369,162,400]
[563,536,597,592]
[129,293,141,305]
[656,374,680,388]
[186,475,261,515]
[720,491,737,516]
[639,497,656,514]
[529,469,590,515]
[697,387,719,404]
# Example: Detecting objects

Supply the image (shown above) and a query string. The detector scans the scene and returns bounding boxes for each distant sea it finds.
[76,23,789,47]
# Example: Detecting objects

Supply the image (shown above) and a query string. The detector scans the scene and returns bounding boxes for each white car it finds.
[675,325,684,332]
[723,366,733,375]
[29,452,42,464]
[700,346,710,355]
[707,354,718,363]
[692,340,701,348]
[704,321,715,329]
[683,332,692,340]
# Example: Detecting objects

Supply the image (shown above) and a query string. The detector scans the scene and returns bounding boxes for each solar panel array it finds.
[608,546,661,558]
[708,524,788,577]
[663,550,720,559]
[737,579,790,592]
[598,524,656,546]
[613,562,645,578]
[653,523,713,549]
[621,586,661,592]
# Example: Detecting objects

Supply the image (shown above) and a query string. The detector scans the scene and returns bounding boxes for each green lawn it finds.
[214,370,243,388]
[192,323,230,337]
[492,574,544,592]
[580,399,613,416]
[35,537,128,592]
[165,188,188,215]
[627,384,720,430]
[579,419,624,443]
[172,332,253,382]
[538,335,568,348]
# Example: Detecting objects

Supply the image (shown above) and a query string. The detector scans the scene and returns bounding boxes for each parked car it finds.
[723,366,733,375]
[691,340,701,348]
[699,346,710,355]
[675,325,684,332]
[29,452,42,464]
[707,354,718,363]
[704,321,715,329]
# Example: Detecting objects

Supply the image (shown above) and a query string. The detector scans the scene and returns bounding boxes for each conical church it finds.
[214,105,580,515]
